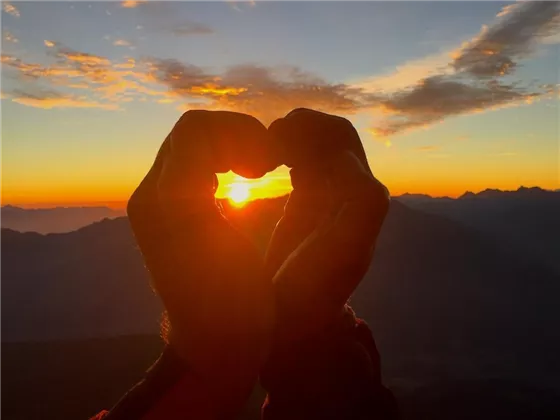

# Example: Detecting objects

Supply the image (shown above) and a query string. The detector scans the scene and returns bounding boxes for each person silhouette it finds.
[90,109,397,420]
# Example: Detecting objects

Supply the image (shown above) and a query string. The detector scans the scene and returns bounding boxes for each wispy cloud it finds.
[1,44,169,110]
[2,2,20,17]
[170,22,214,36]
[2,42,379,120]
[451,2,560,78]
[3,30,18,43]
[353,50,453,93]
[360,1,560,137]
[113,39,132,47]
[121,1,146,9]
[10,89,119,110]
[226,1,257,12]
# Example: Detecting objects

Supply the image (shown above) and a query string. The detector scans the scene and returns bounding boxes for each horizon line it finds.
[2,185,558,210]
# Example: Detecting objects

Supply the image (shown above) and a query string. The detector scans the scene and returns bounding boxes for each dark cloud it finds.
[370,2,559,137]
[452,2,560,77]
[372,75,540,137]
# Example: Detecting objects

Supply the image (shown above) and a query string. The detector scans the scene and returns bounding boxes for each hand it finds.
[126,110,276,418]
[265,108,390,340]
[261,108,394,419]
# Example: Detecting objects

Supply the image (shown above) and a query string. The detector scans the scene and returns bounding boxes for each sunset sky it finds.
[1,1,559,208]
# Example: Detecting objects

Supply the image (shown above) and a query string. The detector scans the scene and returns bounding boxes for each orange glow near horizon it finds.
[2,169,558,209]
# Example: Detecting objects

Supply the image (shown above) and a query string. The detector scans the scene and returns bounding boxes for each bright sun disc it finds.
[228,182,250,206]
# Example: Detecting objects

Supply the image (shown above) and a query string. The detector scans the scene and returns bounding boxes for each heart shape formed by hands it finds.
[126,107,390,419]
[156,108,380,206]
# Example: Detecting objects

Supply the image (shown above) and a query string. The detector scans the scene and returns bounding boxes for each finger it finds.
[265,109,370,278]
[170,110,278,179]
[271,151,390,341]
[269,109,370,172]
[158,110,278,230]
[127,135,171,268]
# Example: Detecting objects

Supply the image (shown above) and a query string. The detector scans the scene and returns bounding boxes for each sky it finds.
[1,1,559,208]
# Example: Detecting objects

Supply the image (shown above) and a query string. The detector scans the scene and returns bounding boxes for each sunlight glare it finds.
[228,182,251,206]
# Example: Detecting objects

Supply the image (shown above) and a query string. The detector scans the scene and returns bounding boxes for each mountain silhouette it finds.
[1,205,126,234]
[2,196,559,419]
[394,187,560,273]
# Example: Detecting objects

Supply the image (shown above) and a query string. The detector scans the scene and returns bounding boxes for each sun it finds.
[227,182,251,206]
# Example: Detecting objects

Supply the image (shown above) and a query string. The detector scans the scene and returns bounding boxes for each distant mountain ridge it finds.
[3,186,557,235]
[394,186,560,273]
[1,205,126,234]
[396,186,558,201]
[2,196,560,419]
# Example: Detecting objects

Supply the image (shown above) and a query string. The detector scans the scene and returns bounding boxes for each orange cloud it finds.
[10,89,119,110]
[2,2,20,17]
[121,1,146,8]
[148,60,378,124]
[226,1,257,13]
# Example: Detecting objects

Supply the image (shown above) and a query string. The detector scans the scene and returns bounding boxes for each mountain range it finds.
[1,205,126,234]
[2,190,559,419]
[394,187,560,273]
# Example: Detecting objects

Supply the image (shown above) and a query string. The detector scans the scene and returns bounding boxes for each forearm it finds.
[261,311,398,420]
[91,346,218,420]
[127,172,269,418]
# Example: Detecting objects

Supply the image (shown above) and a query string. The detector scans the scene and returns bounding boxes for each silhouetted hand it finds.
[265,108,390,339]
[261,108,395,419]
[125,110,276,418]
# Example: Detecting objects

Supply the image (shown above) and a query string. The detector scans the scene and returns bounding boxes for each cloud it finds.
[9,89,119,110]
[148,59,379,123]
[44,40,56,48]
[452,2,560,77]
[113,39,132,47]
[3,31,18,43]
[170,22,215,36]
[353,50,453,93]
[2,2,20,17]
[121,1,146,8]
[227,1,257,12]
[3,2,556,126]
[1,46,171,109]
[364,1,560,137]
[371,76,540,137]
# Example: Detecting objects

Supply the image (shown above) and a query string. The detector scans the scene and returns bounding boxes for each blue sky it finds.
[1,1,559,206]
